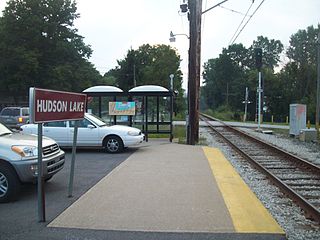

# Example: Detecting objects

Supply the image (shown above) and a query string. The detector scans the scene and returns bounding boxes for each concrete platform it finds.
[48,140,286,239]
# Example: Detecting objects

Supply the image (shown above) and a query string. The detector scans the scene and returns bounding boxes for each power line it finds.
[228,0,255,45]
[202,0,229,15]
[229,0,266,45]
[219,5,252,17]
[202,0,208,35]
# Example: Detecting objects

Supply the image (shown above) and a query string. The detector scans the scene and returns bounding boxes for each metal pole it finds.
[258,71,262,130]
[145,96,148,142]
[156,96,160,132]
[316,31,320,132]
[114,96,117,125]
[98,97,102,118]
[169,74,174,91]
[169,74,174,142]
[68,120,78,197]
[37,123,45,222]
[170,93,173,142]
[133,64,136,87]
[244,87,248,122]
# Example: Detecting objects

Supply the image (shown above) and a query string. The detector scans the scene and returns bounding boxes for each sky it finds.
[0,0,319,90]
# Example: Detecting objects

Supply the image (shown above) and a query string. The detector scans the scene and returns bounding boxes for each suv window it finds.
[1,108,13,116]
[22,109,29,116]
[12,109,20,116]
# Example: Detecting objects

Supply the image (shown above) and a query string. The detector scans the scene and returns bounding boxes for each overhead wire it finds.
[219,5,252,17]
[228,0,255,45]
[229,0,266,45]
[202,0,208,36]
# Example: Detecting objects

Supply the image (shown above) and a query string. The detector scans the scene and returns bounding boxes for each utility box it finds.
[289,104,306,136]
[299,129,317,142]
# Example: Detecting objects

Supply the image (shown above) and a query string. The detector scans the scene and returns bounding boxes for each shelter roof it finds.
[82,85,172,97]
[129,85,171,96]
[83,85,123,93]
[82,85,125,96]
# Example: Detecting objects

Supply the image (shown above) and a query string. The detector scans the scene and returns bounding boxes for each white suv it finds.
[0,122,65,203]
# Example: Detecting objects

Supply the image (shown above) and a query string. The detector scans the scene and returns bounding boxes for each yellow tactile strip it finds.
[203,146,284,234]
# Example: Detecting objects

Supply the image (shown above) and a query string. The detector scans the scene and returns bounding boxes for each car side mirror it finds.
[87,124,95,129]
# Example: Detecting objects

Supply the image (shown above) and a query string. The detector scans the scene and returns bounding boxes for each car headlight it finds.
[11,145,38,158]
[127,131,139,136]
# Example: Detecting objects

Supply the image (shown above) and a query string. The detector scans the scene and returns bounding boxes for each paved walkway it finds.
[49,140,285,239]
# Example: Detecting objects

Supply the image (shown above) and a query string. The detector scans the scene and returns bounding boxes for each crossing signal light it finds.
[255,48,262,70]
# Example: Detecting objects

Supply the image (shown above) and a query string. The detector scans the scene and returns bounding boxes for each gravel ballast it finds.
[200,127,320,240]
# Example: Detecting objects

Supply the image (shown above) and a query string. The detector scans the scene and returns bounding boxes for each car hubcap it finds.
[107,139,119,152]
[0,172,8,197]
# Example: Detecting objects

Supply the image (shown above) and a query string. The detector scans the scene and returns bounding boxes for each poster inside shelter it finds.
[109,102,135,115]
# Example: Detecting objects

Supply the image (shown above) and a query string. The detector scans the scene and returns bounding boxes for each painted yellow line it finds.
[203,147,284,234]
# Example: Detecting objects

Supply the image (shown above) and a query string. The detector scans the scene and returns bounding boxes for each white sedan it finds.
[20,113,145,153]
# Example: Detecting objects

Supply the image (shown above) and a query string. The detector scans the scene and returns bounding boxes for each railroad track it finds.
[200,113,320,223]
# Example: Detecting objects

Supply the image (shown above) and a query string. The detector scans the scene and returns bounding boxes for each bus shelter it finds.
[82,85,173,142]
[82,85,126,125]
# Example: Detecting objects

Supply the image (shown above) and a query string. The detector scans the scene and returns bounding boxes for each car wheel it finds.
[0,164,21,203]
[104,136,124,153]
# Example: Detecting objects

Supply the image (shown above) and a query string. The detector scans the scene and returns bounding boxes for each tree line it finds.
[201,25,319,123]
[1,0,318,123]
[0,0,101,105]
[0,0,184,115]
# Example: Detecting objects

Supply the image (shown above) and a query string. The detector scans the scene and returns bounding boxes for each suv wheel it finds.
[104,136,124,153]
[0,164,21,203]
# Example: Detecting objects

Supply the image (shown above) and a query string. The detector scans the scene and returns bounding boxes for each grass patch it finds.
[147,125,208,145]
[146,125,188,144]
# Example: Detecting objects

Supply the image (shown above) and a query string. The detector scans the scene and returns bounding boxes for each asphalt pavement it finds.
[0,148,132,240]
[0,141,286,240]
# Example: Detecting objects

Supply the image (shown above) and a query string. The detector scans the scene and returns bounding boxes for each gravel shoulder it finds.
[200,127,320,240]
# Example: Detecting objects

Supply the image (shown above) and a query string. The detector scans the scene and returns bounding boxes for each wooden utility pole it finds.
[187,0,202,145]
[316,31,320,132]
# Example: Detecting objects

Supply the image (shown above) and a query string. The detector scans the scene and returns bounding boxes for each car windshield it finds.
[0,123,12,136]
[85,113,108,127]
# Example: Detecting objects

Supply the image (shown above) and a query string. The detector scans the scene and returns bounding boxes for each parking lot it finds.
[0,148,133,240]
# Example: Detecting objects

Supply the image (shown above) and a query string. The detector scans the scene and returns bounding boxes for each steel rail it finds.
[200,113,320,222]
[200,113,320,174]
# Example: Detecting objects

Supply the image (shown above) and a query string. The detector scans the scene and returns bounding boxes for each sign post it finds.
[68,120,78,197]
[29,88,86,222]
[37,123,45,222]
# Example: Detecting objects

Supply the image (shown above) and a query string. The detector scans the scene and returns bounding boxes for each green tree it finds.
[202,47,246,113]
[287,25,319,65]
[202,36,284,121]
[0,0,100,104]
[222,43,250,70]
[277,25,319,121]
[249,36,284,70]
